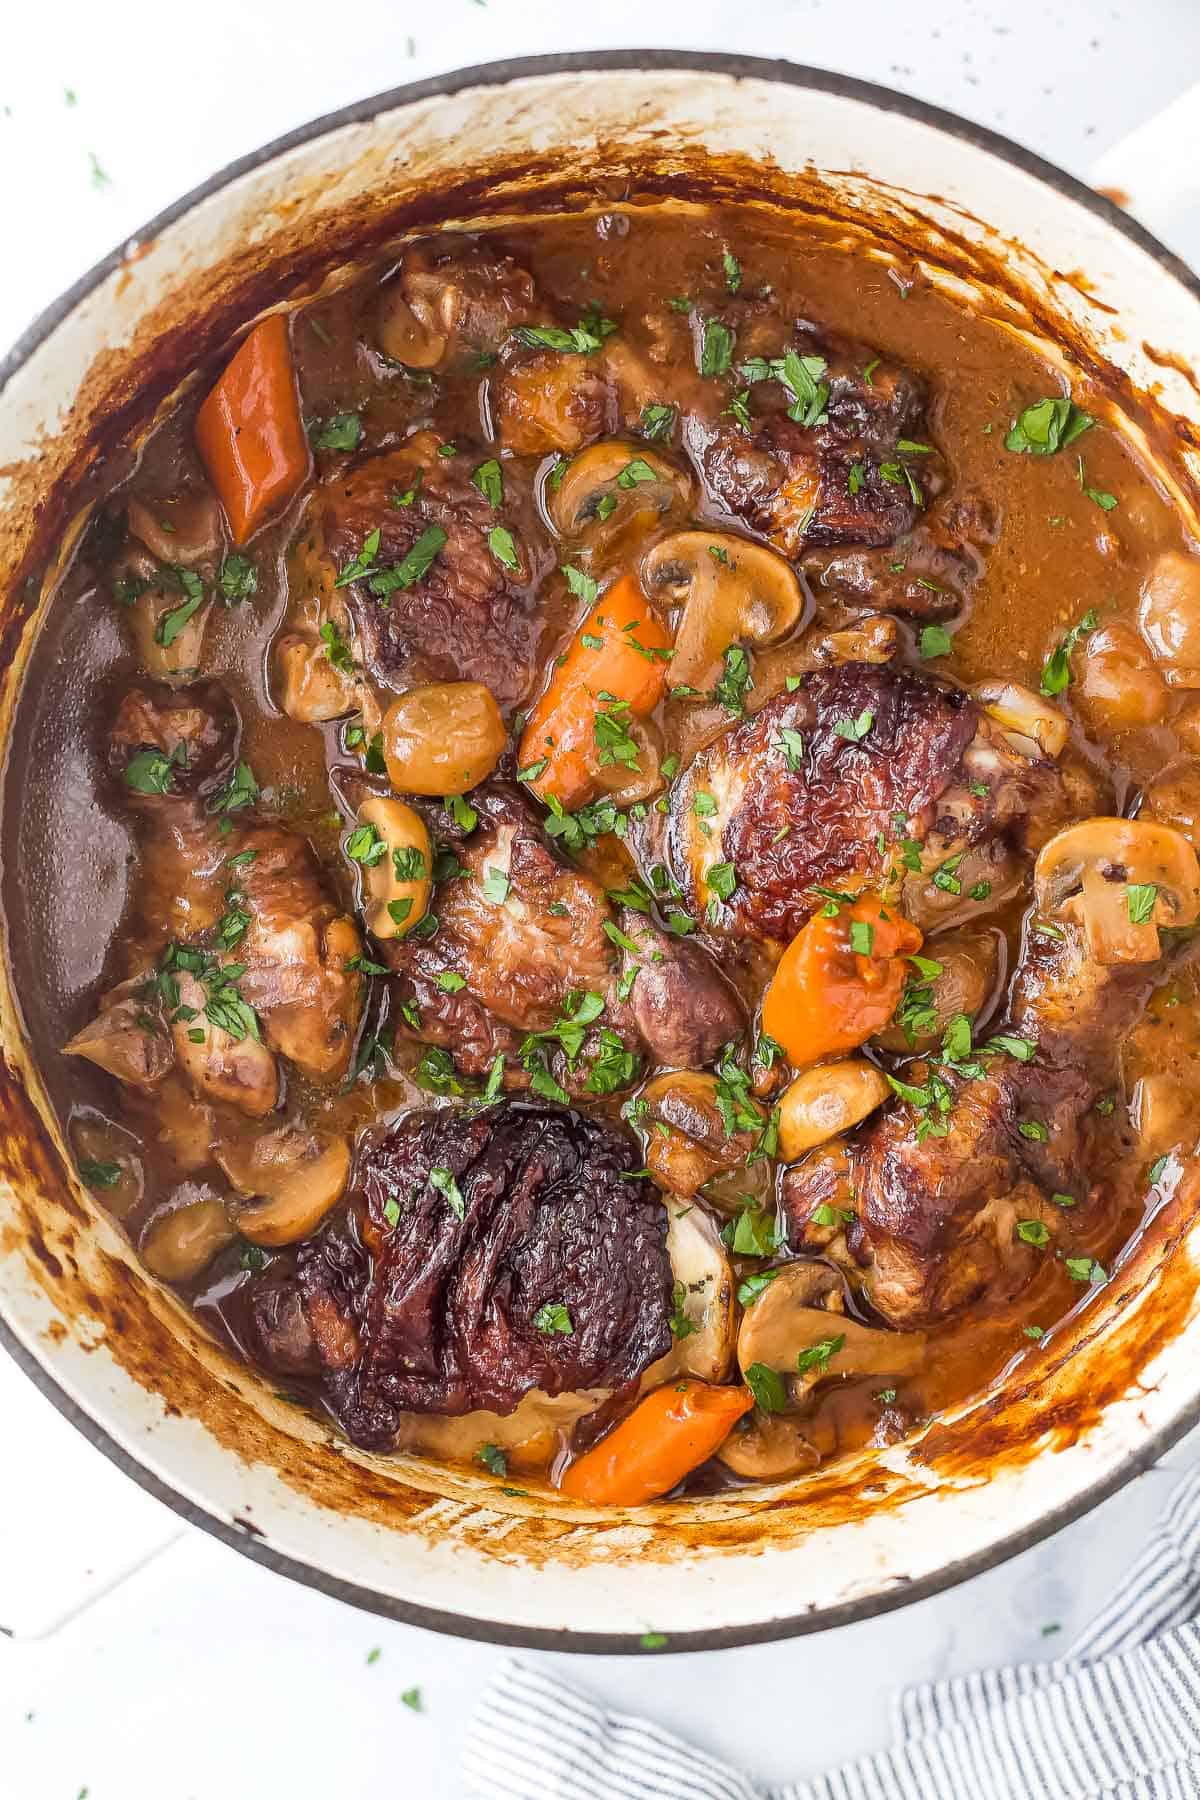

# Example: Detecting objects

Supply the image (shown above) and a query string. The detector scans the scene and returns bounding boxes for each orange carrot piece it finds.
[518,573,672,811]
[558,1379,753,1506]
[195,314,309,545]
[762,892,923,1068]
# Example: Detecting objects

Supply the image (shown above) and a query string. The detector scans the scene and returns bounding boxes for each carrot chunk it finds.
[558,1379,753,1506]
[762,892,923,1068]
[195,314,309,544]
[518,573,672,811]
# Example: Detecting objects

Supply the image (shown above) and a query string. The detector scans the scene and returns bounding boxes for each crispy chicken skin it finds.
[669,662,1067,946]
[783,927,1156,1328]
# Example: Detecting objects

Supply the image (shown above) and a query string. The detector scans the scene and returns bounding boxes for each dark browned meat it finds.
[320,438,544,712]
[783,930,1156,1328]
[805,493,1001,621]
[398,236,539,355]
[603,907,744,1069]
[699,330,938,556]
[669,663,977,944]
[295,1102,672,1443]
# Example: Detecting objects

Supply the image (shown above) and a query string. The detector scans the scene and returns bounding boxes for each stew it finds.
[11,205,1200,1502]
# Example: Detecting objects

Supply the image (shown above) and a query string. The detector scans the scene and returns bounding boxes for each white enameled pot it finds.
[1,53,1199,1652]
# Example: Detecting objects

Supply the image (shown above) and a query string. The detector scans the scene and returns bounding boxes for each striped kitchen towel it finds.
[463,1466,1200,1799]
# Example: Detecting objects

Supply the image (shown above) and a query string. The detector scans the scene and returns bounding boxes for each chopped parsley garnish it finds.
[833,708,874,743]
[639,403,676,441]
[320,617,354,673]
[1004,397,1094,456]
[919,625,952,660]
[311,412,362,451]
[429,1165,465,1221]
[722,249,742,293]
[156,568,205,647]
[1126,882,1158,925]
[736,1269,780,1307]
[712,645,752,715]
[740,350,829,427]
[1017,1220,1050,1246]
[122,743,185,795]
[1076,454,1117,511]
[218,553,257,604]
[476,1443,507,1477]
[745,1361,787,1413]
[1063,1255,1107,1286]
[78,1158,121,1189]
[669,1280,699,1341]
[512,312,618,354]
[532,1301,573,1335]
[617,457,657,489]
[471,458,503,507]
[487,525,520,572]
[796,1334,845,1375]
[1040,608,1098,696]
[209,760,259,817]
[345,822,387,866]
[700,318,734,377]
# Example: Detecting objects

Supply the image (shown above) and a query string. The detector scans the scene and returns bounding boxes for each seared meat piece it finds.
[319,436,543,712]
[805,493,1000,622]
[63,977,174,1088]
[670,662,1069,946]
[782,930,1154,1328]
[384,786,614,1076]
[670,663,972,944]
[699,332,937,556]
[294,1102,673,1442]
[383,236,539,363]
[230,828,364,1084]
[604,908,744,1071]
[109,681,239,801]
[384,786,740,1083]
[494,351,609,455]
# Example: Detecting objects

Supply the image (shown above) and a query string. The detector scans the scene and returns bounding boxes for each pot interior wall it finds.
[1,59,1199,1647]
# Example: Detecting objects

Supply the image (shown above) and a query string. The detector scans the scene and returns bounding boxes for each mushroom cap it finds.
[1034,816,1200,963]
[641,529,804,692]
[549,441,691,560]
[219,1129,351,1247]
[777,1057,891,1162]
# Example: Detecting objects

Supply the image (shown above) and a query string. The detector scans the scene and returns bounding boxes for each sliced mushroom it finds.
[777,1058,891,1162]
[63,980,173,1090]
[641,530,803,693]
[973,680,1068,759]
[351,795,433,941]
[275,631,360,723]
[644,1203,736,1385]
[127,493,223,568]
[717,1411,819,1481]
[140,1188,236,1282]
[393,1388,604,1471]
[639,1071,760,1197]
[1139,550,1200,686]
[217,1126,351,1246]
[381,681,506,795]
[1034,817,1200,963]
[737,1260,926,1404]
[549,441,691,560]
[374,276,447,368]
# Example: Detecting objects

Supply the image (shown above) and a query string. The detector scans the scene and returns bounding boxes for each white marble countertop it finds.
[3,3,1200,1795]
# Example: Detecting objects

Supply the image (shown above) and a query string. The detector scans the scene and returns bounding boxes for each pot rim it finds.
[2,48,1198,1656]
